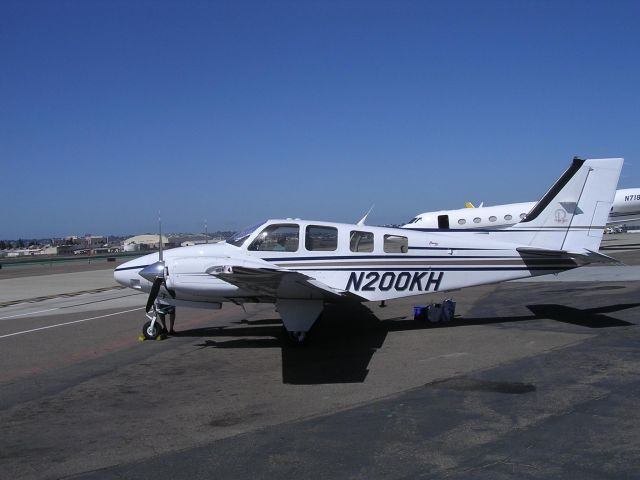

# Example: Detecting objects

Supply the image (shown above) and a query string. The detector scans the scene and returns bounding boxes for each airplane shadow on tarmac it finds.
[177,300,639,385]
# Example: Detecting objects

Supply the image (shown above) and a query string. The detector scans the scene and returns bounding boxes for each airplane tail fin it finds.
[464,201,483,208]
[505,157,623,252]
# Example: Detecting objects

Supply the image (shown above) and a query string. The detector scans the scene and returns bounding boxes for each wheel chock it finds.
[138,334,167,342]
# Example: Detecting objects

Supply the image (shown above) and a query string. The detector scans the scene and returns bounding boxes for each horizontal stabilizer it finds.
[579,249,624,265]
[517,246,622,266]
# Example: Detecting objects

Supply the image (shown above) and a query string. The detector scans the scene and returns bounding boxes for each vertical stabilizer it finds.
[504,158,623,252]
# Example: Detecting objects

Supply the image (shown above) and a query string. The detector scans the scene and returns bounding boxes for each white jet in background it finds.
[403,188,640,231]
[115,158,623,344]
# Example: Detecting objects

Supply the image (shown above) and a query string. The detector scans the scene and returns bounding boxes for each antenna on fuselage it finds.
[158,210,163,262]
[357,205,375,226]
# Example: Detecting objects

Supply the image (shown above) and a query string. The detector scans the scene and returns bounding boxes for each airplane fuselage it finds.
[115,219,582,309]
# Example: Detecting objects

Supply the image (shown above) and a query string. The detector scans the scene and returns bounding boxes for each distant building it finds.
[57,245,79,255]
[41,246,59,255]
[83,235,106,247]
[169,235,217,247]
[123,235,169,252]
[5,248,39,257]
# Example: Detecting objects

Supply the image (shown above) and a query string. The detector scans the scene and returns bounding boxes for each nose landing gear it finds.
[142,318,164,340]
[141,304,175,340]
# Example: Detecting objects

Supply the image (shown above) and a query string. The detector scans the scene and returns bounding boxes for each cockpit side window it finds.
[305,225,338,251]
[384,234,408,253]
[248,224,299,252]
[350,230,374,252]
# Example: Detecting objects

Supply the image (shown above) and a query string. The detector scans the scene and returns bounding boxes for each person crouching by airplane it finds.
[157,304,177,335]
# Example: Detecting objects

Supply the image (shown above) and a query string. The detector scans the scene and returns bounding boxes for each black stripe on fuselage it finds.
[404,226,597,233]
[283,266,574,272]
[263,254,516,262]
[114,264,149,272]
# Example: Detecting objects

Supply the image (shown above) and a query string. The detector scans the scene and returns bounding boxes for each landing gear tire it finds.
[142,320,163,340]
[282,327,308,346]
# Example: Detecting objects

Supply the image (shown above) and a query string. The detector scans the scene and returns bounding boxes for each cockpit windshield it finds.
[226,222,265,247]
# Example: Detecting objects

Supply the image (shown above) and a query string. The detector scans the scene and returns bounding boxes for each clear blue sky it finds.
[2,0,639,239]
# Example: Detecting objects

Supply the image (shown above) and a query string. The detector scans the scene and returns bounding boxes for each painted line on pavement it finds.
[0,307,145,339]
[0,308,61,321]
[0,292,144,321]
[0,286,127,308]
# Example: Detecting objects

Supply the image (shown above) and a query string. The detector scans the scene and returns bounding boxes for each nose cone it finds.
[114,253,159,289]
[114,258,139,288]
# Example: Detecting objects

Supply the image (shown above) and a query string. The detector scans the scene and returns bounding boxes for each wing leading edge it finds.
[206,265,367,302]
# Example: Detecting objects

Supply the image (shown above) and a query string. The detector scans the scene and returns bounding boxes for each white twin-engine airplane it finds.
[403,187,640,231]
[115,157,623,344]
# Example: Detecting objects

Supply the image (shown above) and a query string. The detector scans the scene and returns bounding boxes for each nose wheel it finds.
[142,319,164,340]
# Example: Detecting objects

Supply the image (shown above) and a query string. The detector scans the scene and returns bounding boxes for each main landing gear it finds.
[277,299,323,346]
[282,328,308,346]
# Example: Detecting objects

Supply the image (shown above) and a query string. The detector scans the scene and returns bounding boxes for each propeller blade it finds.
[146,277,163,312]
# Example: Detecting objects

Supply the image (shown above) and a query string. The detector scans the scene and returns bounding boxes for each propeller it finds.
[146,276,164,312]
[140,259,165,312]
[139,213,169,313]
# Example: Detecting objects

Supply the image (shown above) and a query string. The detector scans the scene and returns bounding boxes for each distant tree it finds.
[0,241,6,250]
[17,238,25,248]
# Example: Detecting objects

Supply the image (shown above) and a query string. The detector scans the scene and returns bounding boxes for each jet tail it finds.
[502,158,623,252]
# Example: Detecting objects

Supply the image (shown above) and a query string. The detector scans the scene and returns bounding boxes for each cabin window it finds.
[384,234,408,253]
[520,213,527,220]
[504,214,512,221]
[473,217,481,223]
[489,216,497,222]
[305,225,337,251]
[350,230,374,252]
[248,224,299,252]
[458,219,466,225]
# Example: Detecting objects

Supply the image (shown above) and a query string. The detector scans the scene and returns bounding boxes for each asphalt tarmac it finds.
[1,236,639,479]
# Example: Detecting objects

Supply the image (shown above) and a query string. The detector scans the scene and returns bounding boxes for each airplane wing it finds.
[206,265,367,302]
